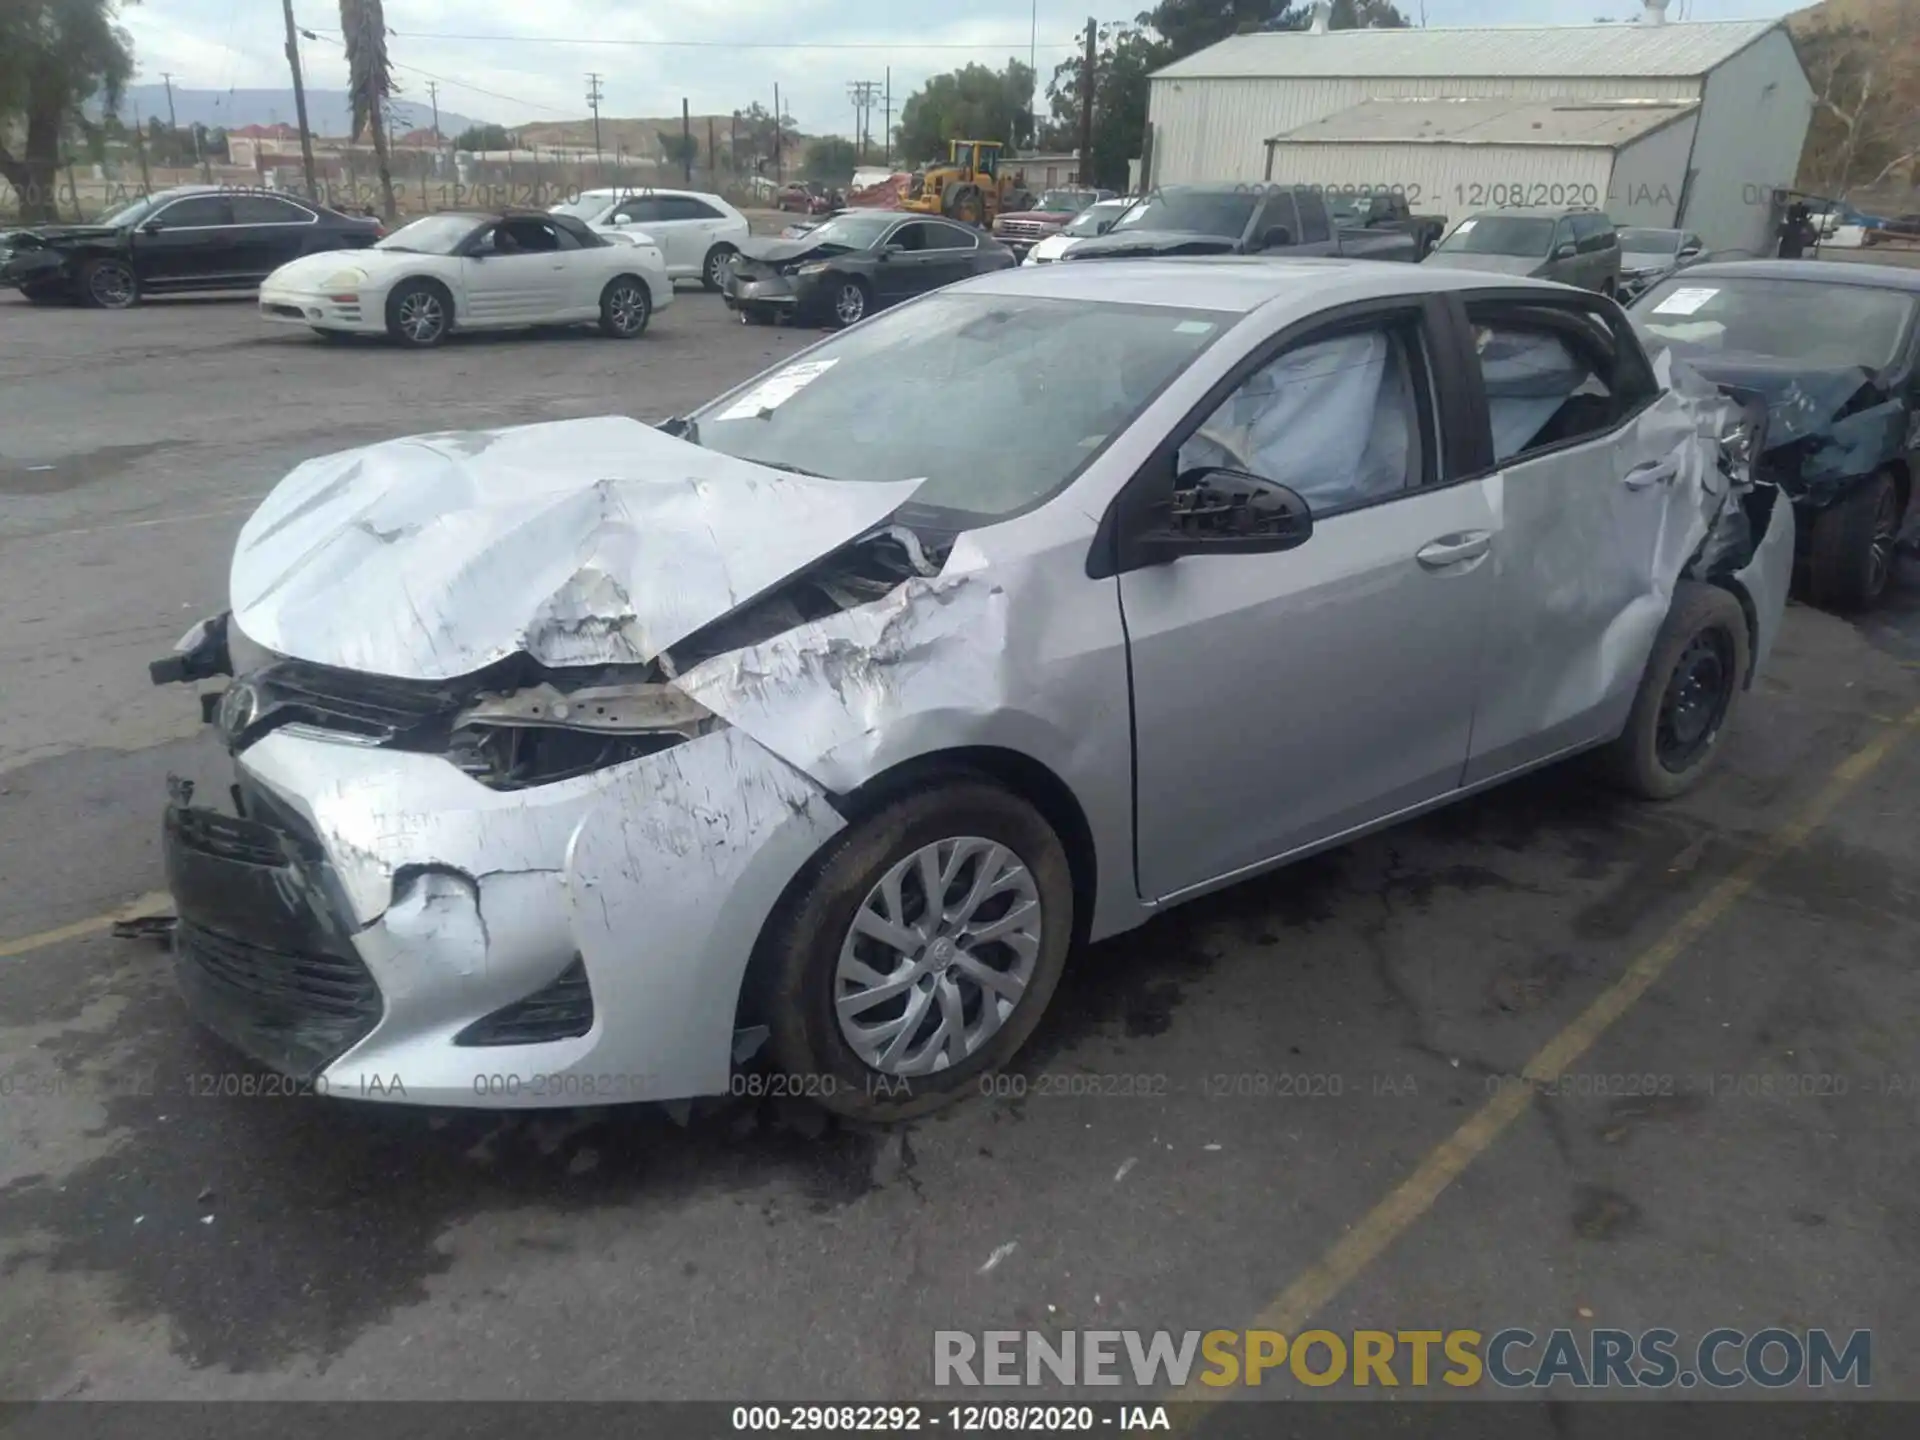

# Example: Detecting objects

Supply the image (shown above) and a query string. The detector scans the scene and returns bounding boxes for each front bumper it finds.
[164,724,845,1107]
[259,283,379,333]
[724,269,831,321]
[2,250,69,289]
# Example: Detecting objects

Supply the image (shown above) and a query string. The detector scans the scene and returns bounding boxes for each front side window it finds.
[1177,324,1428,514]
[1294,193,1330,245]
[612,197,663,224]
[377,214,482,255]
[689,293,1235,523]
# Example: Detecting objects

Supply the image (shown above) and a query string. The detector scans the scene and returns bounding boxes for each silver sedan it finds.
[152,257,1792,1118]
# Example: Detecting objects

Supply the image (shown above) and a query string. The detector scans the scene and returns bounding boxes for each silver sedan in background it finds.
[151,259,1791,1120]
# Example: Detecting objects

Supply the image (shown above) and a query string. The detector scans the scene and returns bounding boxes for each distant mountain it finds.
[110,87,480,139]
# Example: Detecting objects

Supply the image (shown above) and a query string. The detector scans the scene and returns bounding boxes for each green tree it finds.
[804,136,858,184]
[339,0,397,221]
[894,60,1037,168]
[0,0,136,222]
[1045,23,1172,191]
[730,102,800,175]
[658,129,698,174]
[453,122,516,151]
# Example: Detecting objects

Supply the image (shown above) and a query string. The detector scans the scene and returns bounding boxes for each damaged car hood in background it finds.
[231,416,926,679]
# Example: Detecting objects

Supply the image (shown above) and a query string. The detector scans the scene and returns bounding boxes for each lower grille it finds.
[178,921,381,1023]
[265,303,305,320]
[454,957,594,1046]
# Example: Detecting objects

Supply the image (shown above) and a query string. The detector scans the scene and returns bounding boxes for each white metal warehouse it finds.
[1142,1,1814,255]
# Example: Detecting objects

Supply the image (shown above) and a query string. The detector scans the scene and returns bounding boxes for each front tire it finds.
[79,257,138,309]
[758,780,1074,1121]
[385,279,451,348]
[831,277,870,328]
[702,244,736,292]
[598,275,652,338]
[1603,581,1751,801]
[1808,471,1903,612]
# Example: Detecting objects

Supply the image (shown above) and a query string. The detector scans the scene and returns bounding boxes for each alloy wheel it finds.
[833,836,1044,1076]
[90,262,136,308]
[397,290,445,344]
[608,282,647,335]
[1867,483,1900,599]
[834,283,866,325]
[1655,629,1734,773]
[707,249,731,289]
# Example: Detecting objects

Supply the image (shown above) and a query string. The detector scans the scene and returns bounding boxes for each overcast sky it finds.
[123,0,1809,137]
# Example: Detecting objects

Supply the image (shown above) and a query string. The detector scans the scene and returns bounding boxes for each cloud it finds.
[126,0,1806,137]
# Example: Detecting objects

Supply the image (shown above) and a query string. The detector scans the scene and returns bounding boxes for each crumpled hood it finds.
[8,225,119,248]
[230,416,926,680]
[1064,230,1240,260]
[736,235,834,265]
[1421,252,1543,276]
[1673,355,1883,447]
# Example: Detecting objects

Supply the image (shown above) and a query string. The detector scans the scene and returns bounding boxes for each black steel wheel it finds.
[79,257,138,309]
[1603,581,1751,800]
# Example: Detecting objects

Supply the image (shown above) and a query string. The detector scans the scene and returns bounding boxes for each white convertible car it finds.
[258,209,673,348]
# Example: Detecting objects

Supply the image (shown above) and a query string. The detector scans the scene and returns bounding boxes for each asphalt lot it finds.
[1,282,1918,1409]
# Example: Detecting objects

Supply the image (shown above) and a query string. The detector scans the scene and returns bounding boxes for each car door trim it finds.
[1086,291,1476,581]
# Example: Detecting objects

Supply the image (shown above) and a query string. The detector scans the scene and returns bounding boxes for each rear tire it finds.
[757,779,1075,1121]
[385,279,451,348]
[598,275,652,338]
[1808,471,1902,612]
[79,257,138,309]
[1602,581,1751,801]
[944,184,985,227]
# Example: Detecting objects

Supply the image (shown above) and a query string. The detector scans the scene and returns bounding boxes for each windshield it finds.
[547,194,611,220]
[1438,215,1556,257]
[100,193,168,227]
[1619,228,1682,258]
[375,214,482,255]
[1035,190,1094,214]
[1632,276,1918,370]
[1064,201,1129,237]
[798,213,896,250]
[1111,189,1256,240]
[688,292,1234,521]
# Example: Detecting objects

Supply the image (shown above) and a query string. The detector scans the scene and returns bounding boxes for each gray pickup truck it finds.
[1328,192,1449,260]
[1060,184,1422,264]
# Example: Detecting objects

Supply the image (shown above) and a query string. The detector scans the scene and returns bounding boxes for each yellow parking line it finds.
[1170,702,1920,1426]
[0,891,173,961]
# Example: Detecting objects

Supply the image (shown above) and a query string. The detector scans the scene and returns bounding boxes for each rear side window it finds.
[232,196,312,224]
[1573,213,1615,252]
[1295,191,1330,245]
[921,222,977,251]
[660,196,721,221]
[1466,300,1659,465]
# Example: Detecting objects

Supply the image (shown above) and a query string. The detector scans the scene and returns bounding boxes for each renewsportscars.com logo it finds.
[933,1328,1872,1391]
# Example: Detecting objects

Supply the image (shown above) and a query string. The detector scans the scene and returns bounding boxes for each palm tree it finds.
[339,0,396,221]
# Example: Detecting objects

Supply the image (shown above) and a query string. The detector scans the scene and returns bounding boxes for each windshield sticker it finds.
[716,359,839,420]
[1652,286,1719,317]
[1174,320,1216,335]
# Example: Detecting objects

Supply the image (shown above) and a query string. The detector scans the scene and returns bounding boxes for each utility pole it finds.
[586,73,604,182]
[847,81,879,163]
[279,0,319,199]
[773,83,782,184]
[427,80,441,143]
[1029,0,1038,151]
[682,98,693,185]
[132,114,152,194]
[1079,18,1096,187]
[707,115,717,177]
[884,69,891,167]
[161,74,178,131]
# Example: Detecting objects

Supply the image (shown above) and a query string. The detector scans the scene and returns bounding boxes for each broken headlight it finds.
[446,678,720,791]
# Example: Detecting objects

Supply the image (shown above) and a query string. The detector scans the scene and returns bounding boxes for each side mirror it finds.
[612,214,634,226]
[1125,468,1314,567]
[1259,225,1293,251]
[141,219,164,234]
[1554,241,1577,260]
[1679,245,1701,261]
[880,244,904,259]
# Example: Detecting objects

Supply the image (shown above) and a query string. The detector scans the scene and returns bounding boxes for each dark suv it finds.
[1425,207,1623,295]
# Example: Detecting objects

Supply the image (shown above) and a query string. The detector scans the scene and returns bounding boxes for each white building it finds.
[1143,0,1814,255]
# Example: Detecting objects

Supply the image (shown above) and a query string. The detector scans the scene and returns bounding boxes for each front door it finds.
[458,217,570,323]
[1454,295,1679,784]
[1119,306,1497,900]
[131,193,237,287]
[873,222,949,303]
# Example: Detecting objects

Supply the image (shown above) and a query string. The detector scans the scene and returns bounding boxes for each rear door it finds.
[229,194,320,278]
[658,195,733,275]
[916,219,985,288]
[1449,292,1677,783]
[1116,296,1499,899]
[132,194,236,287]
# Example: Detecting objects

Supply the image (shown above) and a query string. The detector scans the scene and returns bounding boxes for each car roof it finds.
[1676,258,1920,293]
[577,186,726,202]
[957,255,1576,313]
[1463,206,1603,219]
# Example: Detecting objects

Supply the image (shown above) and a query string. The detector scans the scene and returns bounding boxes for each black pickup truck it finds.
[1327,192,1449,260]
[1060,184,1422,264]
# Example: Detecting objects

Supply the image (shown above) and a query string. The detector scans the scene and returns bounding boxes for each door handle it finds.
[1416,531,1491,569]
[1623,459,1679,490]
